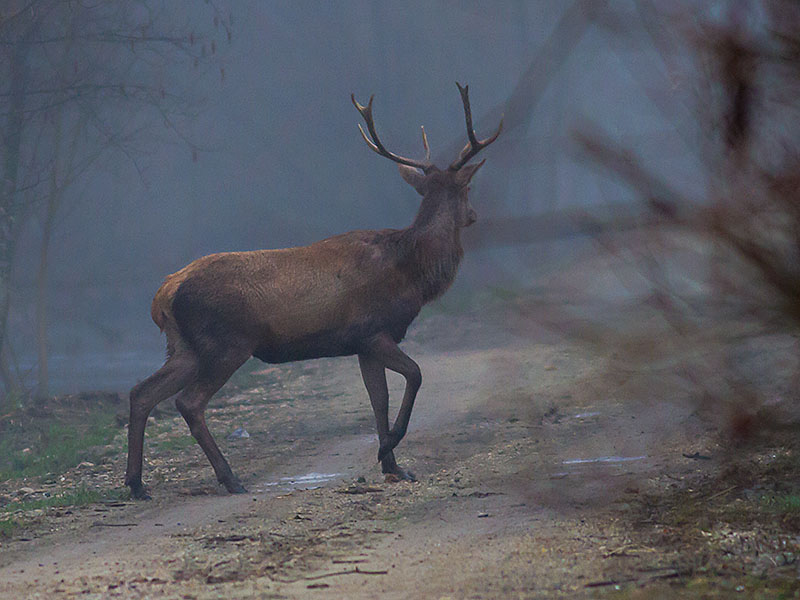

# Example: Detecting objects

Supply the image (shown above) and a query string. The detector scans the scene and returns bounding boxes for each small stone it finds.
[227,427,250,440]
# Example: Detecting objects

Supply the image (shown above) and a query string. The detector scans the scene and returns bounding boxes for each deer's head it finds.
[352,83,502,230]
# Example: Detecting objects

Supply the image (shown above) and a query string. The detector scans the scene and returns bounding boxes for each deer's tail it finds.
[150,274,182,333]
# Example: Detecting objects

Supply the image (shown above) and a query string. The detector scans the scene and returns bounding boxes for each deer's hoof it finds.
[225,480,248,494]
[128,482,152,501]
[385,468,416,483]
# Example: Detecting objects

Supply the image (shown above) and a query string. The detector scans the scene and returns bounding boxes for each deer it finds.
[124,83,502,499]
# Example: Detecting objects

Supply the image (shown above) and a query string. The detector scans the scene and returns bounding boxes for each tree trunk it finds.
[33,95,67,400]
[35,205,55,399]
[0,20,34,403]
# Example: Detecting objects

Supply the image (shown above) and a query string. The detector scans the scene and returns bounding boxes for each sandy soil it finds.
[0,304,796,599]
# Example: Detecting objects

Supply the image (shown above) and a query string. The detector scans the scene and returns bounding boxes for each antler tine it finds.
[351,93,432,172]
[448,82,503,171]
[420,126,430,161]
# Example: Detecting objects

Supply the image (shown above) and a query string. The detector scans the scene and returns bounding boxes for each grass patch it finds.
[154,435,197,452]
[607,575,800,599]
[761,493,800,516]
[0,400,124,482]
[684,575,800,599]
[0,418,120,480]
[0,518,21,538]
[1,486,129,515]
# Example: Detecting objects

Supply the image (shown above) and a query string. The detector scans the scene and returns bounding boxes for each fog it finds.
[4,1,701,394]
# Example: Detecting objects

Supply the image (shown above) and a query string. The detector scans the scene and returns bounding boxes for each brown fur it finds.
[152,224,457,364]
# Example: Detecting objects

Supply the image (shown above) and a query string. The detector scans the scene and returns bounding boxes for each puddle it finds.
[562,455,647,465]
[256,472,341,493]
[253,434,375,494]
[572,411,602,419]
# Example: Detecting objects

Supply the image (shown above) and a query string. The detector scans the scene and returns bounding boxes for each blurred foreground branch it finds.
[565,0,800,436]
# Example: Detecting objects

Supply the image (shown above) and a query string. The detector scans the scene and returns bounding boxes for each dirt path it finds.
[0,310,752,598]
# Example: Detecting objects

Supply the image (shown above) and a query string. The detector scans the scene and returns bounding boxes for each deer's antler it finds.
[352,94,433,173]
[448,82,503,171]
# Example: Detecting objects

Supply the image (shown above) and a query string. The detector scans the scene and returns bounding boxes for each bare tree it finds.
[0,0,231,401]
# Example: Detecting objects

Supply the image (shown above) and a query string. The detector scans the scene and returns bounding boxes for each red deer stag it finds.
[125,83,502,499]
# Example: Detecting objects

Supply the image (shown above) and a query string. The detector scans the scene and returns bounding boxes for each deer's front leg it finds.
[358,334,421,481]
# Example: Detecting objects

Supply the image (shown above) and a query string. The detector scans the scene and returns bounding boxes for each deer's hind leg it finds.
[126,351,198,499]
[174,350,250,493]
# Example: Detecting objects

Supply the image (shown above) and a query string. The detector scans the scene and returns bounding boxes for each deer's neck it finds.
[404,216,464,304]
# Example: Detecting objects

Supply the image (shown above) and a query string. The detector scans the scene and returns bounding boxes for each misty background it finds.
[4,1,704,395]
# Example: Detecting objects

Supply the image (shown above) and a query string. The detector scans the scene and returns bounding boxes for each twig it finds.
[683,452,712,460]
[637,565,680,573]
[335,486,383,495]
[354,567,389,575]
[331,559,367,564]
[585,578,632,588]
[707,485,737,501]
[587,572,681,589]
[273,566,389,583]
[603,543,637,557]
[647,569,692,581]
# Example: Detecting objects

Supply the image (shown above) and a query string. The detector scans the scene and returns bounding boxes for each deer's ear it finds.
[455,159,485,186]
[398,164,427,195]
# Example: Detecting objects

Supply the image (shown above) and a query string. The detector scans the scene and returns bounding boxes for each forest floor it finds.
[1,295,800,599]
